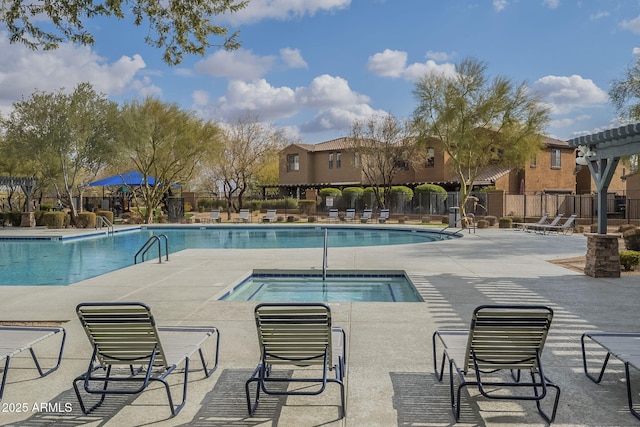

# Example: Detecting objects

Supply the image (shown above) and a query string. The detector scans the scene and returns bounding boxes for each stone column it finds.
[584,233,620,278]
[20,212,36,227]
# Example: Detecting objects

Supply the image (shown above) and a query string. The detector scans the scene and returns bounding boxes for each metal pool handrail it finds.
[134,234,169,264]
[322,228,328,280]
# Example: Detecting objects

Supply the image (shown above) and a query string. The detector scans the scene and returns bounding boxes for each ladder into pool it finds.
[134,234,169,264]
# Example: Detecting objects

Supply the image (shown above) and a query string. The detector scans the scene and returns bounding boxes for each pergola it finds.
[0,176,37,212]
[568,123,640,234]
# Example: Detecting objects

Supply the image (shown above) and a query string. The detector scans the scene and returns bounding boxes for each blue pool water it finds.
[0,226,457,286]
[220,271,423,302]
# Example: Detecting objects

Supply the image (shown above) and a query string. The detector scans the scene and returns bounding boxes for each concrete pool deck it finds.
[0,224,638,426]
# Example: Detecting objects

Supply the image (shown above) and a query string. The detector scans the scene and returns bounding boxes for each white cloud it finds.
[589,11,609,20]
[295,74,369,108]
[280,48,308,69]
[425,50,453,62]
[493,0,508,12]
[222,0,351,25]
[533,74,608,114]
[367,49,407,78]
[300,104,382,133]
[196,73,372,134]
[194,49,275,80]
[367,49,456,82]
[214,79,298,120]
[621,15,640,33]
[633,47,640,56]
[543,0,559,9]
[0,35,150,114]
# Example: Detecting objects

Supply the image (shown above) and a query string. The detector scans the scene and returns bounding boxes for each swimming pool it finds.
[219,269,423,302]
[0,226,458,286]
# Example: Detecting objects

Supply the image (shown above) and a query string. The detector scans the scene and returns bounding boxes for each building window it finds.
[328,153,334,169]
[530,155,537,168]
[426,147,435,167]
[287,154,299,172]
[551,149,561,169]
[336,152,341,168]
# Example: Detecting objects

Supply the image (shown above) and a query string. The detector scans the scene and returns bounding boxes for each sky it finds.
[1,0,640,144]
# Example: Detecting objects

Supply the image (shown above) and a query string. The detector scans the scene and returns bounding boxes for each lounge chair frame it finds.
[0,326,66,400]
[360,209,372,223]
[536,214,577,235]
[581,332,640,420]
[327,209,339,222]
[344,209,356,222]
[262,209,277,223]
[73,302,220,417]
[245,303,347,418]
[514,213,549,231]
[378,209,390,223]
[432,305,560,423]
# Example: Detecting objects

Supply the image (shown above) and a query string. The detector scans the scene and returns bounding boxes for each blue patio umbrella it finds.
[87,171,158,187]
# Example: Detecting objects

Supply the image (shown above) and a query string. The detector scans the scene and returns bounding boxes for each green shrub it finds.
[299,200,316,215]
[307,216,317,222]
[477,219,489,229]
[76,212,96,228]
[623,228,640,251]
[391,185,414,201]
[499,217,513,228]
[619,223,637,233]
[414,183,447,197]
[319,187,342,198]
[510,216,523,224]
[259,198,299,210]
[5,211,22,226]
[39,203,54,211]
[484,215,497,226]
[42,212,66,229]
[620,250,640,271]
[96,210,114,224]
[342,187,364,198]
[122,211,143,224]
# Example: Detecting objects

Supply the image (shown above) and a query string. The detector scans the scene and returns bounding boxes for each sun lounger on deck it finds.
[514,213,549,231]
[0,326,66,400]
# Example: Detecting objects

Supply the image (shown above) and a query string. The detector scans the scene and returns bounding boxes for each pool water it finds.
[0,226,456,286]
[220,270,423,302]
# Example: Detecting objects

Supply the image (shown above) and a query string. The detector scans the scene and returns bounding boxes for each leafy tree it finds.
[2,83,121,221]
[1,0,247,65]
[351,113,417,209]
[412,58,549,216]
[119,97,221,223]
[202,113,286,220]
[610,56,640,121]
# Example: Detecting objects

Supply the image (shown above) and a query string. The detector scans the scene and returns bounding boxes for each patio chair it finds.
[262,209,277,223]
[0,326,66,400]
[73,302,220,417]
[378,209,390,223]
[210,209,221,223]
[360,209,372,223]
[327,209,339,222]
[581,332,640,420]
[344,209,356,222]
[536,214,577,235]
[432,304,560,423]
[245,303,347,418]
[234,209,250,223]
[513,213,549,231]
[527,213,564,233]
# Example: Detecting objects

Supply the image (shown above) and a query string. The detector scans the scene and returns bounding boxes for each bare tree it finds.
[204,114,286,220]
[351,113,417,209]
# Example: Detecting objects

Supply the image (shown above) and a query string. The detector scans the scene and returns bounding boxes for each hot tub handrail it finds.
[322,228,328,280]
[134,234,169,264]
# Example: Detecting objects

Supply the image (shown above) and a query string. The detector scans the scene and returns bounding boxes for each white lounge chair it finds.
[73,302,220,416]
[360,209,372,223]
[378,209,390,223]
[582,332,640,421]
[327,209,339,222]
[344,209,356,222]
[245,303,346,418]
[262,209,277,223]
[433,304,560,423]
[234,209,250,223]
[0,326,66,400]
[527,213,563,232]
[513,213,549,231]
[209,209,221,223]
[537,214,577,235]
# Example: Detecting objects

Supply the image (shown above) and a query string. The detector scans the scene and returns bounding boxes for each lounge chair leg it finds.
[245,365,263,416]
[625,362,640,421]
[531,371,560,423]
[0,357,11,400]
[581,333,612,383]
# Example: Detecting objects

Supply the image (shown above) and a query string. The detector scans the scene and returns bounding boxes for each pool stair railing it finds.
[95,215,114,235]
[322,228,328,280]
[135,234,169,264]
